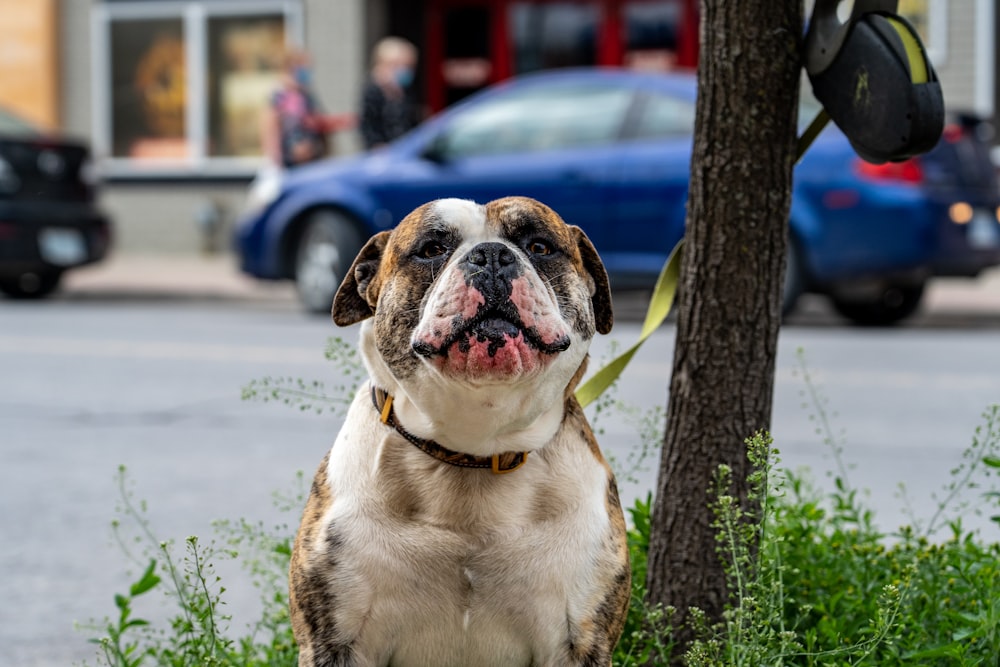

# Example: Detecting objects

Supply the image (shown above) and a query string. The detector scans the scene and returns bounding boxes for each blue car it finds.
[235,69,1000,324]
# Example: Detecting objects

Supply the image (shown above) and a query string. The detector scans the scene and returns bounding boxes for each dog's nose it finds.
[467,242,515,268]
[462,242,520,302]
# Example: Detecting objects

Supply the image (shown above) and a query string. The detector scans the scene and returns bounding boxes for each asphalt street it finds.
[2,274,1000,666]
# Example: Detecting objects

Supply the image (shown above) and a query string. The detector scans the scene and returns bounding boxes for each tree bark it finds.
[645,0,803,659]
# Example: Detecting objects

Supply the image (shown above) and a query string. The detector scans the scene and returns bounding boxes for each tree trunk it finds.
[645,0,803,658]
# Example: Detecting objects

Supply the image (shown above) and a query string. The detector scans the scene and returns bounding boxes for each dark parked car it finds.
[235,69,1000,325]
[0,107,111,299]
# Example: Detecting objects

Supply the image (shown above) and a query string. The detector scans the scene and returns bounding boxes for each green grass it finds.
[78,339,1000,666]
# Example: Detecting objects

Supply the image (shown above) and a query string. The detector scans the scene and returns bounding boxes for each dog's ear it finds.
[571,226,613,334]
[332,231,391,326]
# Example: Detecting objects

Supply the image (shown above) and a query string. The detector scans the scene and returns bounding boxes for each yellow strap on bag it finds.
[575,240,683,408]
[884,15,928,84]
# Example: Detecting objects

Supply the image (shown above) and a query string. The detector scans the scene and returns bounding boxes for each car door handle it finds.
[562,169,593,183]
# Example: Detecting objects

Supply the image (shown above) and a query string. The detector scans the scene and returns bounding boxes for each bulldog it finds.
[289,196,629,667]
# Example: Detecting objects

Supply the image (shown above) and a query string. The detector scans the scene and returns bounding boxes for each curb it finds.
[56,254,1000,317]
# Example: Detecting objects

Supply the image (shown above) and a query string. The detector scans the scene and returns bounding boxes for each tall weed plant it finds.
[79,339,1000,666]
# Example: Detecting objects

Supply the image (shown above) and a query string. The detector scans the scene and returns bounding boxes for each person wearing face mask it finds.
[360,37,420,150]
[262,49,353,167]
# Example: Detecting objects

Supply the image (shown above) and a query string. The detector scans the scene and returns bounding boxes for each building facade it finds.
[0,0,991,254]
[59,0,366,253]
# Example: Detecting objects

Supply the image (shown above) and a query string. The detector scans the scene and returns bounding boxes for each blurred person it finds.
[360,37,419,149]
[262,49,352,168]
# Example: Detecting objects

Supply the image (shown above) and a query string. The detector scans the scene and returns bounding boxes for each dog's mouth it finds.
[412,306,571,360]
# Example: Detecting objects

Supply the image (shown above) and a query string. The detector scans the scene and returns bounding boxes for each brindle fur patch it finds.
[290,453,357,666]
[566,563,631,667]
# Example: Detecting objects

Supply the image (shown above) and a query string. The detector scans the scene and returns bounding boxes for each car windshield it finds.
[0,107,40,137]
[436,83,634,159]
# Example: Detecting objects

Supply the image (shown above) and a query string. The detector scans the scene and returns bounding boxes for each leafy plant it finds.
[79,466,298,666]
[614,494,676,666]
[82,339,1000,667]
[241,337,364,415]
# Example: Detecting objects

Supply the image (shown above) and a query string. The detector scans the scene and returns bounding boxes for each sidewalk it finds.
[61,253,297,304]
[59,251,1000,317]
[924,268,1000,313]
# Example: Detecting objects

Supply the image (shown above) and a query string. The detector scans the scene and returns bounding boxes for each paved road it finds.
[2,290,1000,665]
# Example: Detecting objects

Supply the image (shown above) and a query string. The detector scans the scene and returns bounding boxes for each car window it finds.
[630,92,695,139]
[436,84,633,159]
[0,108,40,137]
[628,86,823,139]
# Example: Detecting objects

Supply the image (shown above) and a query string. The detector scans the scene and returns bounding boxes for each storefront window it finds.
[110,18,188,160]
[442,7,492,106]
[207,14,286,157]
[95,2,300,175]
[624,1,681,71]
[510,3,598,74]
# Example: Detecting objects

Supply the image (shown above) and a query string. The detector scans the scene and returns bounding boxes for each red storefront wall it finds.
[422,0,699,111]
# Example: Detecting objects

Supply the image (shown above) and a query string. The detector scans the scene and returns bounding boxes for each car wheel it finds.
[0,269,63,299]
[830,282,925,326]
[294,210,363,315]
[782,238,805,317]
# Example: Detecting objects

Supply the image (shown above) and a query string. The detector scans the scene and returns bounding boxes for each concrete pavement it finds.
[61,252,297,304]
[56,250,1000,319]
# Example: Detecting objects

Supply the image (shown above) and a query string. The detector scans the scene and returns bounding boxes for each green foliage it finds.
[82,339,1000,666]
[79,466,298,666]
[616,406,1000,667]
[241,337,364,415]
[614,494,676,666]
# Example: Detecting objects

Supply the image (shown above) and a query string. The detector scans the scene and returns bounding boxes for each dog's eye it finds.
[417,241,448,259]
[526,240,552,256]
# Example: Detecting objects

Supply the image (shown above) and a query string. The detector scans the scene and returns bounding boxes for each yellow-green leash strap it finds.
[796,108,830,164]
[575,240,683,408]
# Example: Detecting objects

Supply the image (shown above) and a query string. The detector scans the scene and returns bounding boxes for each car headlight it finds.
[0,156,21,194]
[242,165,284,217]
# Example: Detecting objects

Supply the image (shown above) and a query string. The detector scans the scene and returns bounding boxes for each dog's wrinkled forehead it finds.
[484,196,577,247]
[386,197,572,256]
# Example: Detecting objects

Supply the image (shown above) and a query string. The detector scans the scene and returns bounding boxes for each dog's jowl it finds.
[290,196,629,667]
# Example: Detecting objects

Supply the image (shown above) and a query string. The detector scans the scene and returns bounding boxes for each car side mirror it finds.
[805,0,944,164]
[422,135,451,164]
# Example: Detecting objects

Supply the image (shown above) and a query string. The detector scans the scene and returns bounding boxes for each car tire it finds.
[294,210,364,315]
[830,282,925,326]
[782,238,805,317]
[0,269,63,299]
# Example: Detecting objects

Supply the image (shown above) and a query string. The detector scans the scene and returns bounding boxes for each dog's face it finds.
[332,197,612,447]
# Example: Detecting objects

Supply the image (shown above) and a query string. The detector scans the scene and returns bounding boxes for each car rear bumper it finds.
[930,203,1000,277]
[0,200,112,276]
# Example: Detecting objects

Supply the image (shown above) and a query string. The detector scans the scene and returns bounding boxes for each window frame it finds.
[92,0,304,179]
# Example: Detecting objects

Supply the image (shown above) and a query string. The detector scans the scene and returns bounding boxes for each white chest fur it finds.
[313,397,615,667]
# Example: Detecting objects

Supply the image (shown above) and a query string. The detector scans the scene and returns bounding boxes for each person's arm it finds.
[260,103,283,165]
